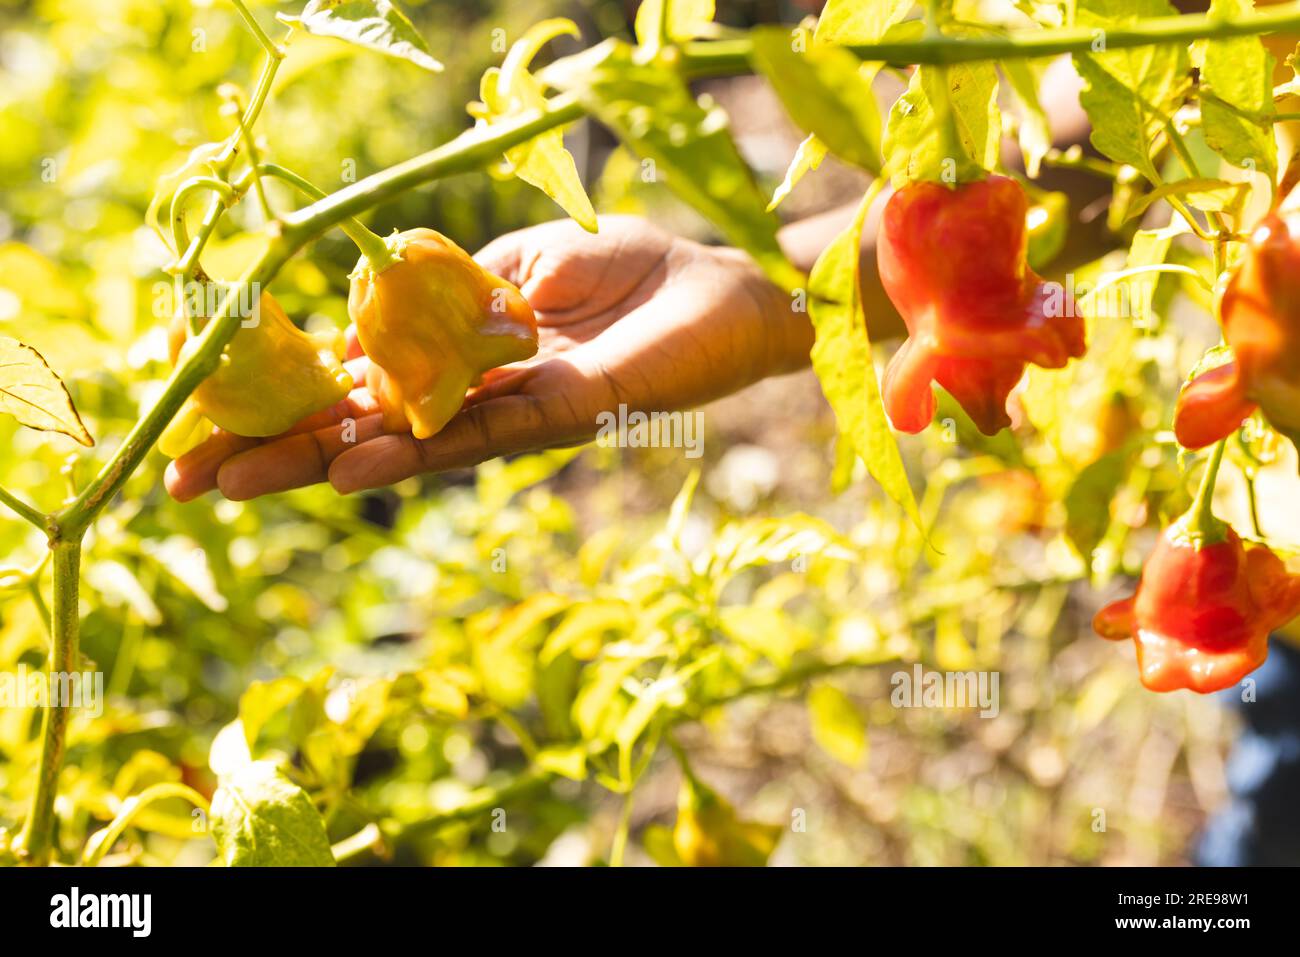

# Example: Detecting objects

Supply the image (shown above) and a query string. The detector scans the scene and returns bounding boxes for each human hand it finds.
[165,215,808,501]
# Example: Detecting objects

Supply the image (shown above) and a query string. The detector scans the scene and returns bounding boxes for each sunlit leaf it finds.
[291,0,442,73]
[547,39,803,291]
[210,761,335,866]
[633,0,715,48]
[0,336,93,446]
[1073,0,1188,182]
[1199,0,1276,181]
[751,26,881,173]
[807,191,922,527]
[768,133,829,211]
[814,0,914,44]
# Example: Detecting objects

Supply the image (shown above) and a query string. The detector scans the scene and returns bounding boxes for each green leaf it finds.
[642,823,684,866]
[807,683,867,767]
[1072,0,1188,181]
[769,133,829,211]
[750,26,882,173]
[814,0,914,44]
[209,762,335,867]
[291,0,442,73]
[883,63,999,185]
[535,745,588,781]
[539,600,635,665]
[807,190,922,528]
[633,0,715,48]
[1200,0,1276,180]
[474,20,596,231]
[703,514,856,580]
[718,606,804,667]
[209,720,253,777]
[239,676,307,750]
[0,336,94,446]
[1026,189,1070,271]
[1064,448,1131,562]
[1002,59,1052,178]
[548,39,803,291]
[1124,225,1181,328]
[1122,177,1248,223]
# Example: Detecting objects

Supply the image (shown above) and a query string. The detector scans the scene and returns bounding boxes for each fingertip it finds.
[214,461,261,502]
[164,460,202,503]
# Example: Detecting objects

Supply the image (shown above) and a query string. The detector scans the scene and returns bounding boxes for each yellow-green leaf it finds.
[807,683,867,767]
[0,336,93,446]
[807,190,921,527]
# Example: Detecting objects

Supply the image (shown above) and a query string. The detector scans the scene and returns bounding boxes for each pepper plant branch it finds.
[17,540,81,864]
[258,163,396,271]
[0,483,46,530]
[680,2,1300,72]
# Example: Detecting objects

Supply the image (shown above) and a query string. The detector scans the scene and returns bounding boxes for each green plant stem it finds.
[276,93,585,244]
[82,782,210,866]
[168,176,235,264]
[1187,440,1228,540]
[258,163,396,270]
[331,823,386,863]
[17,540,81,865]
[230,0,280,57]
[609,790,635,867]
[1246,473,1262,537]
[175,27,285,279]
[679,2,1300,72]
[0,483,46,530]
[1041,146,1123,179]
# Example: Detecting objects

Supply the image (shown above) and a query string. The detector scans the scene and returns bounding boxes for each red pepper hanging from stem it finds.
[1093,442,1300,693]
[876,175,1086,435]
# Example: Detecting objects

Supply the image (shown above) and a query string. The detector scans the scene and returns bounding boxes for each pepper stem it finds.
[1185,439,1228,544]
[258,163,398,272]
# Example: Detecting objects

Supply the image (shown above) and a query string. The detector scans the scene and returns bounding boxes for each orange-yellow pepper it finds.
[348,228,538,440]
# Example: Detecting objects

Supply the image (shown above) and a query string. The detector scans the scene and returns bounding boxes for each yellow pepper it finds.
[168,290,353,440]
[347,228,538,440]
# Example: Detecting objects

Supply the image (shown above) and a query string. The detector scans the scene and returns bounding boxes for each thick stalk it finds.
[17,540,81,865]
[680,2,1300,73]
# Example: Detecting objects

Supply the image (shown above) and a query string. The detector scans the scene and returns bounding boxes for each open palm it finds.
[166,216,805,501]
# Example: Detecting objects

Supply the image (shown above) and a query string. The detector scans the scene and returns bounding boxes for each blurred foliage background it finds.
[0,0,1279,866]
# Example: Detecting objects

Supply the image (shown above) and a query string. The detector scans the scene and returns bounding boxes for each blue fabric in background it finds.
[1197,639,1300,866]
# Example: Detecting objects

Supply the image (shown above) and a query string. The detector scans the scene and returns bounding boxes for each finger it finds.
[165,430,261,502]
[465,365,538,406]
[282,382,381,436]
[168,385,382,502]
[216,412,389,500]
[328,394,585,493]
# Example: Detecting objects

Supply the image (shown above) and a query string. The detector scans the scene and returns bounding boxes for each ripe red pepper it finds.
[876,175,1086,435]
[1174,211,1300,450]
[1093,515,1300,693]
